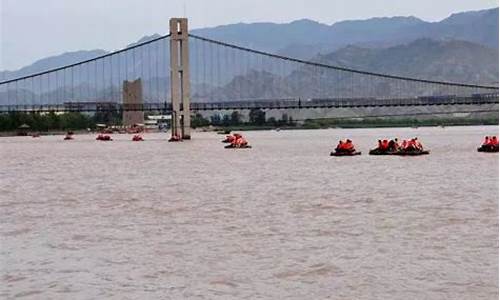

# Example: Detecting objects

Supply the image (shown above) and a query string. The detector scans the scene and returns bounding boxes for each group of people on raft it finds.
[372,137,425,153]
[332,137,429,156]
[334,139,359,155]
[222,133,251,148]
[478,136,499,152]
[96,134,113,141]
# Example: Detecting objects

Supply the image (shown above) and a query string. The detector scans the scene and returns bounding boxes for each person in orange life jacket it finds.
[231,134,248,147]
[404,139,416,150]
[230,133,241,145]
[236,136,248,147]
[400,139,408,150]
[336,140,344,151]
[483,136,490,146]
[414,137,423,150]
[489,136,499,146]
[406,138,422,151]
[378,139,383,150]
[381,139,389,150]
[342,139,355,152]
[407,138,418,150]
[388,138,399,151]
[394,138,400,150]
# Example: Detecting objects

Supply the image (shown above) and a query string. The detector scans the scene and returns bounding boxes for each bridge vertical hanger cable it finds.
[62,68,66,105]
[155,41,159,102]
[102,56,105,102]
[140,46,144,99]
[216,40,220,100]
[164,38,169,102]
[56,70,59,104]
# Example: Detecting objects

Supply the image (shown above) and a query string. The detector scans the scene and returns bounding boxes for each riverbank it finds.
[211,116,499,132]
[1,115,497,136]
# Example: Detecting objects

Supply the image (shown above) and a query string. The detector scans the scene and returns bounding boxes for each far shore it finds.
[1,121,498,137]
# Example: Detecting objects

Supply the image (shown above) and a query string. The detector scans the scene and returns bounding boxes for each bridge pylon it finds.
[169,18,191,139]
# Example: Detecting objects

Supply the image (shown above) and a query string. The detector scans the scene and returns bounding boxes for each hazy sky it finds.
[0,0,497,70]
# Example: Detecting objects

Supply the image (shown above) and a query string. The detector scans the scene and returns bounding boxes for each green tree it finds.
[267,117,277,126]
[280,113,289,126]
[230,111,241,126]
[249,108,266,125]
[222,114,231,127]
[191,113,210,128]
[210,114,222,126]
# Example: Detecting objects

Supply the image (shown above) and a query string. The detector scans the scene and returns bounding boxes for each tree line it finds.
[192,108,294,128]
[0,110,122,132]
[0,108,292,132]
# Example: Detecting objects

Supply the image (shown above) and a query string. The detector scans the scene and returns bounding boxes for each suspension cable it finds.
[188,34,498,90]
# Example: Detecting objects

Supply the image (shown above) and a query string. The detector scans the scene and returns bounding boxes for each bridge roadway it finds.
[0,95,498,113]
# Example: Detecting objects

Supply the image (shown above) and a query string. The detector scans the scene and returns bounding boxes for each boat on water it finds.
[64,131,74,140]
[330,151,361,156]
[132,135,144,141]
[369,148,429,156]
[477,145,499,153]
[392,150,430,156]
[225,144,252,149]
[96,134,112,141]
[369,148,394,155]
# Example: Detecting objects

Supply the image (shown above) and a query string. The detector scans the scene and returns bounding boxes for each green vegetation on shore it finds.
[0,109,122,133]
[301,116,499,129]
[0,112,95,132]
[194,109,498,131]
[1,109,497,134]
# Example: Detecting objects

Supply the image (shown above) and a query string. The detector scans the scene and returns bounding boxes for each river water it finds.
[1,126,498,299]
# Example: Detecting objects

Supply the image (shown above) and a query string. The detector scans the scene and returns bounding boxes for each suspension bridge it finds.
[0,18,498,139]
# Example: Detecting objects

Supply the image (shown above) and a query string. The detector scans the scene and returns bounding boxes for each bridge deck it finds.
[1,95,498,113]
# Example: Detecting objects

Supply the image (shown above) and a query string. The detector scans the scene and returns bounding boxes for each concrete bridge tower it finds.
[169,18,191,139]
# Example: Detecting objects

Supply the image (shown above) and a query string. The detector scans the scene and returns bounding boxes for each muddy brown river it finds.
[1,126,498,299]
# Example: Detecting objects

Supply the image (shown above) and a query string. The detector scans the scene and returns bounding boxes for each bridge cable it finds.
[188,34,498,90]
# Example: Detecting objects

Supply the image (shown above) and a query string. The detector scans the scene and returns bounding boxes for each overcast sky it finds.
[0,0,497,70]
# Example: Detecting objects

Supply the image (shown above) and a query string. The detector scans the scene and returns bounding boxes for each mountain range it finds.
[0,7,498,104]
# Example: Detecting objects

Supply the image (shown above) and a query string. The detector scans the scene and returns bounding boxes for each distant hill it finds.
[1,7,497,80]
[208,39,499,101]
[194,7,498,59]
[319,39,499,84]
[0,7,498,105]
[0,50,108,81]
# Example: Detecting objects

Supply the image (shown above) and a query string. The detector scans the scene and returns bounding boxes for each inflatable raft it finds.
[392,150,429,156]
[96,134,112,141]
[225,144,252,149]
[330,151,361,156]
[369,148,395,155]
[132,135,144,141]
[477,145,499,153]
[369,148,429,156]
[221,137,235,143]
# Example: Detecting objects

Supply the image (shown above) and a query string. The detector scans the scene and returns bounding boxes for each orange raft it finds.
[132,135,144,141]
[96,134,112,141]
[224,133,251,149]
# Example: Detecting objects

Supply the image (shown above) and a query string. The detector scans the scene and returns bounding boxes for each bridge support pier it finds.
[169,18,191,139]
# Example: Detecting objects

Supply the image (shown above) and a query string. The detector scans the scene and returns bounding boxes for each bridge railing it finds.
[1,94,497,113]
